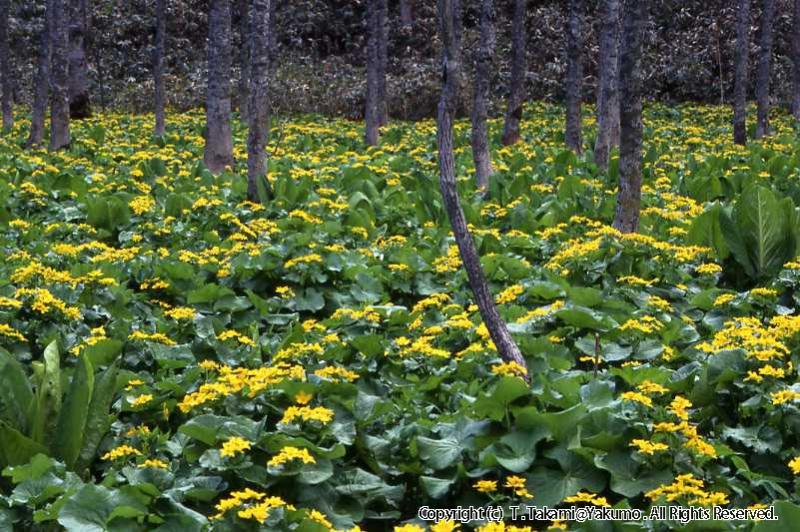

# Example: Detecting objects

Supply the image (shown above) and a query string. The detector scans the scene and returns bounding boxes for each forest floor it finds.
[0,103,799,531]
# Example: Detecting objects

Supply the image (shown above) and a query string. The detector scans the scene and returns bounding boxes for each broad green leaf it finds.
[53,354,95,469]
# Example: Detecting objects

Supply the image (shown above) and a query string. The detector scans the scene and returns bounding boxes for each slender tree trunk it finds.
[247,0,271,202]
[0,0,12,131]
[501,0,525,146]
[612,0,647,233]
[154,0,166,136]
[28,0,52,148]
[377,0,388,126]
[364,0,380,146]
[50,0,70,150]
[733,0,750,144]
[471,0,494,189]
[755,0,774,138]
[564,0,583,153]
[67,0,91,119]
[793,0,800,119]
[594,0,620,167]
[400,0,413,27]
[204,0,235,174]
[437,0,529,378]
[0,0,12,133]
[238,0,250,119]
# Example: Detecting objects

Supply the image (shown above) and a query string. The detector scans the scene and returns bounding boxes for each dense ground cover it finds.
[1,104,800,531]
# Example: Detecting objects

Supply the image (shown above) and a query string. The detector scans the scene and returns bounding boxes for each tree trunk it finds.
[247,0,271,203]
[28,0,51,148]
[471,0,494,189]
[501,0,525,146]
[0,0,12,132]
[437,0,529,379]
[364,0,380,146]
[154,0,166,137]
[612,0,647,233]
[377,0,388,126]
[755,0,774,139]
[733,0,750,144]
[238,0,250,119]
[67,0,91,119]
[50,0,70,150]
[400,0,413,27]
[594,0,620,167]
[564,0,583,153]
[793,0,800,119]
[204,0,235,174]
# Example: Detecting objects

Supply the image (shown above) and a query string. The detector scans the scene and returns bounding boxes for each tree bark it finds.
[0,0,12,132]
[400,0,413,27]
[755,0,774,138]
[564,0,583,153]
[471,0,494,189]
[364,0,380,146]
[437,0,529,379]
[28,0,52,147]
[612,0,647,233]
[154,0,166,136]
[793,0,800,119]
[594,0,620,167]
[50,0,70,150]
[733,0,750,144]
[204,0,235,174]
[501,0,525,146]
[247,0,271,203]
[238,0,250,119]
[67,0,91,119]
[377,0,388,126]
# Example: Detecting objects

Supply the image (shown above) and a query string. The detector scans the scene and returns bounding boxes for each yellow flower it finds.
[621,391,653,407]
[474,479,498,493]
[788,456,800,474]
[129,394,153,407]
[139,458,169,469]
[267,446,316,468]
[102,445,142,461]
[629,439,669,455]
[220,437,252,458]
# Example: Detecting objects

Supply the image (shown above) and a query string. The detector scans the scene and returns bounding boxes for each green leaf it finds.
[752,501,800,532]
[416,436,462,470]
[419,476,455,498]
[57,484,147,532]
[31,341,62,444]
[76,361,120,472]
[53,354,95,469]
[0,348,34,434]
[0,421,50,467]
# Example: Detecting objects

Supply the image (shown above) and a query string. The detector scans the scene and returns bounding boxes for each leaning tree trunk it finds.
[733,0,750,144]
[501,0,525,146]
[0,0,12,132]
[377,0,389,126]
[238,0,250,119]
[154,0,166,136]
[793,0,800,119]
[67,0,91,119]
[28,0,52,147]
[755,0,774,139]
[594,0,620,167]
[437,0,529,379]
[564,0,583,153]
[612,0,647,233]
[204,0,235,174]
[50,0,70,150]
[471,0,495,189]
[400,0,413,27]
[247,0,271,202]
[364,0,380,146]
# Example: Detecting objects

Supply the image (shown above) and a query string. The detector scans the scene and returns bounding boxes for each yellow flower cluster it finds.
[279,405,335,425]
[314,365,360,382]
[14,288,81,320]
[211,488,295,521]
[491,361,528,379]
[496,284,524,305]
[563,491,610,507]
[102,445,142,461]
[267,446,316,467]
[220,437,252,458]
[629,439,669,455]
[645,473,728,506]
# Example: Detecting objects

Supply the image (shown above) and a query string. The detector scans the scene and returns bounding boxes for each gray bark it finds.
[67,0,91,119]
[0,0,12,132]
[204,0,235,174]
[364,0,380,146]
[501,0,525,146]
[28,0,51,147]
[50,0,70,150]
[594,0,620,167]
[247,0,271,202]
[238,0,250,119]
[755,0,774,138]
[377,0,388,126]
[564,0,582,153]
[400,0,413,27]
[733,0,750,144]
[154,0,166,136]
[471,0,494,189]
[612,0,647,233]
[793,0,800,119]
[437,0,529,379]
